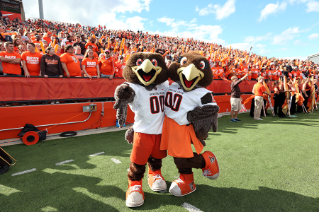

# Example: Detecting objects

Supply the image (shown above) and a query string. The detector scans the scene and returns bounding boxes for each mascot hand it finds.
[187,105,220,140]
[113,84,136,128]
[125,126,134,144]
[113,84,135,110]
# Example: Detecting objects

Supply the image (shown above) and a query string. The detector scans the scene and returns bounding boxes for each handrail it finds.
[0,112,92,132]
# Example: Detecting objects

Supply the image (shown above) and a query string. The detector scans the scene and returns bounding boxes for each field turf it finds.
[1,112,319,212]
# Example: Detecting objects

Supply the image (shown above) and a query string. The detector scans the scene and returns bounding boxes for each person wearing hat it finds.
[115,55,125,78]
[99,49,115,79]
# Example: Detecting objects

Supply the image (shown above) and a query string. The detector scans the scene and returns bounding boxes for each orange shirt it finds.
[0,51,22,75]
[115,61,125,77]
[82,57,98,76]
[212,67,219,79]
[265,70,271,80]
[14,46,19,53]
[42,36,51,44]
[251,68,259,79]
[254,82,266,96]
[93,52,98,59]
[236,68,243,77]
[288,72,292,79]
[60,53,81,77]
[85,42,98,52]
[292,71,300,79]
[99,57,115,75]
[21,51,43,76]
[272,70,279,81]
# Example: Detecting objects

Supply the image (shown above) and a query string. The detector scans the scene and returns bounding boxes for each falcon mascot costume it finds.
[113,52,169,207]
[160,53,220,196]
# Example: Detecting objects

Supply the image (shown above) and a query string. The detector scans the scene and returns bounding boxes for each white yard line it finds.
[90,152,105,156]
[12,168,36,176]
[181,202,203,212]
[55,159,74,165]
[111,158,121,164]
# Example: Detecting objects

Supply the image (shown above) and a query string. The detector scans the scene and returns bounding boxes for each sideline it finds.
[0,125,132,147]
[0,111,251,147]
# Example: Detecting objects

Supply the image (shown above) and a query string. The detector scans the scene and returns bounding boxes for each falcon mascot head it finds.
[168,52,219,140]
[123,52,168,86]
[168,53,213,91]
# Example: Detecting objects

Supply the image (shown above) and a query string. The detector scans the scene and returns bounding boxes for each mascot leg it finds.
[126,162,145,207]
[147,156,167,191]
[169,151,219,197]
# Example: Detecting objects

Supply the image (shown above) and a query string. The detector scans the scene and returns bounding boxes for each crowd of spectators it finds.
[0,16,318,81]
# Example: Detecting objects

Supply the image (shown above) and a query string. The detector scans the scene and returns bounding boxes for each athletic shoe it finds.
[148,169,167,191]
[169,173,196,196]
[126,180,144,207]
[255,118,263,120]
[201,151,219,180]
[230,119,236,122]
[234,118,241,122]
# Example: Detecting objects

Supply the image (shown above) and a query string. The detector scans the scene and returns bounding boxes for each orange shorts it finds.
[160,116,203,158]
[130,132,167,165]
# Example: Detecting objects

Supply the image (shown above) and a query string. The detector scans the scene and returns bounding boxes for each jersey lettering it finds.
[165,92,183,112]
[150,95,165,114]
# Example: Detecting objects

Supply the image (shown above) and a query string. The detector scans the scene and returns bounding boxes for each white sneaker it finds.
[255,118,263,120]
[148,171,167,191]
[126,181,144,207]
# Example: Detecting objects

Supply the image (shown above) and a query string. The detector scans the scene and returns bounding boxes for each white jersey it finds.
[164,82,217,126]
[128,81,169,134]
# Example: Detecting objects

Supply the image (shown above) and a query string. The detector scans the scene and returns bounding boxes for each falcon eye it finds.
[180,57,187,65]
[151,59,157,66]
[199,61,205,69]
[136,58,143,66]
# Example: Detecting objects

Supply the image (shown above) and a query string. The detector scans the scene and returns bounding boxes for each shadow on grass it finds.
[134,184,318,212]
[0,171,124,212]
[216,112,319,134]
[0,130,133,211]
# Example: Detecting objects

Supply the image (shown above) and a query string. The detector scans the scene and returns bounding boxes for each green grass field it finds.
[1,112,319,212]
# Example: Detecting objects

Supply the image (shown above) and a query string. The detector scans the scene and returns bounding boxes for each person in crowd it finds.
[253,76,271,120]
[263,79,271,116]
[74,46,84,68]
[40,46,63,78]
[60,45,81,77]
[18,44,26,54]
[82,49,100,78]
[21,31,30,43]
[114,55,125,78]
[21,43,43,77]
[0,41,22,76]
[86,45,98,59]
[13,38,22,53]
[73,35,85,55]
[85,37,98,52]
[273,81,280,115]
[302,78,311,112]
[230,73,249,122]
[0,24,13,42]
[99,49,114,79]
[277,76,287,117]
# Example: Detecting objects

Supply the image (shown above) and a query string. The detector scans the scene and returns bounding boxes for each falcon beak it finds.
[131,59,162,86]
[178,64,204,91]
